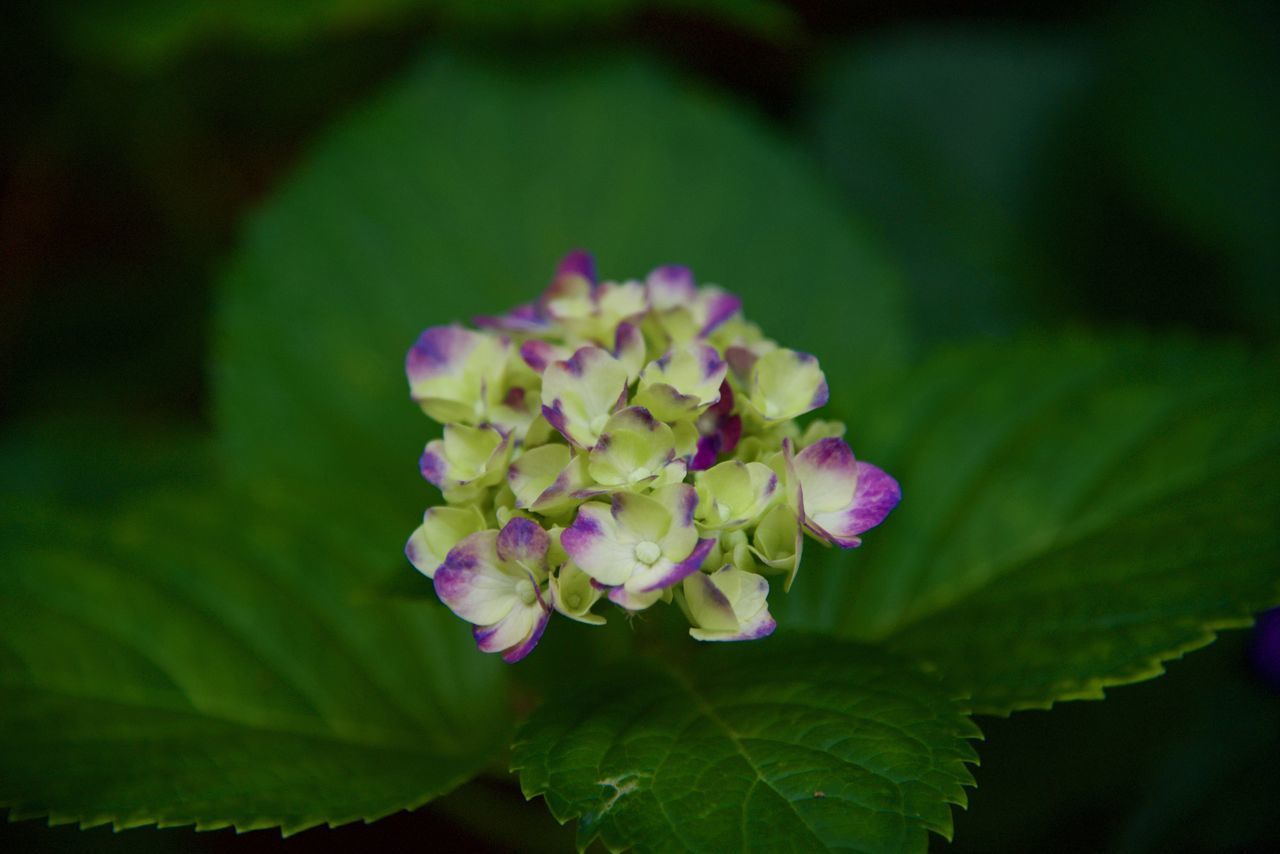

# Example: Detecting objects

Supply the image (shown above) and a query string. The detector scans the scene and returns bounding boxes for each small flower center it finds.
[515,578,537,606]
[634,541,662,565]
[566,592,582,609]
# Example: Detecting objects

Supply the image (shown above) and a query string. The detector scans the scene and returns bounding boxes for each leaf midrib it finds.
[663,668,906,854]
[0,680,465,757]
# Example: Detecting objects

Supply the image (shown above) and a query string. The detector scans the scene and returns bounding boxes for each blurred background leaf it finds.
[52,0,798,70]
[807,28,1094,344]
[806,0,1280,347]
[1097,0,1280,338]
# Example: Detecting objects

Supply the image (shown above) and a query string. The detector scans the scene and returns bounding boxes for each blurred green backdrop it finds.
[2,0,1277,851]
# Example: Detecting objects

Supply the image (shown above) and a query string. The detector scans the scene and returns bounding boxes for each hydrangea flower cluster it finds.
[405,251,900,662]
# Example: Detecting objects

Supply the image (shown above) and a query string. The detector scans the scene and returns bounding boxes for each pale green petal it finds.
[550,562,607,625]
[635,344,727,421]
[695,460,778,530]
[683,570,739,632]
[797,418,847,448]
[612,491,673,545]
[410,330,511,426]
[421,423,511,497]
[405,505,488,579]
[587,407,676,488]
[687,566,774,642]
[509,444,572,509]
[540,346,629,449]
[596,280,648,327]
[750,503,803,588]
[671,419,699,457]
[744,348,828,424]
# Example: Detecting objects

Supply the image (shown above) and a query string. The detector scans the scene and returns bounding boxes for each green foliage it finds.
[513,636,979,853]
[56,0,798,70]
[807,30,1092,343]
[780,336,1280,712]
[0,483,509,834]
[1101,0,1280,334]
[5,19,1278,850]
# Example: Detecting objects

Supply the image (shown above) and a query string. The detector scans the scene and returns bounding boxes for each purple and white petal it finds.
[540,250,598,321]
[613,321,647,380]
[520,339,565,374]
[405,324,478,387]
[472,595,550,663]
[561,502,636,586]
[607,585,665,612]
[500,605,551,663]
[433,532,516,626]
[697,287,742,337]
[809,462,901,548]
[646,265,696,311]
[474,302,548,332]
[556,249,597,286]
[792,437,858,515]
[419,440,448,487]
[627,537,714,593]
[495,517,550,568]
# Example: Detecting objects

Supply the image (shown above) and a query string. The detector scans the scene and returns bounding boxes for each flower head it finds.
[405,251,899,661]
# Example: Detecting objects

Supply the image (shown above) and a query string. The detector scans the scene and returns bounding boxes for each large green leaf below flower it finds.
[513,635,979,853]
[778,335,1280,713]
[214,49,906,557]
[0,480,510,834]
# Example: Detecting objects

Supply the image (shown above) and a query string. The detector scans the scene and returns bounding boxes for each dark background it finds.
[2,0,1277,850]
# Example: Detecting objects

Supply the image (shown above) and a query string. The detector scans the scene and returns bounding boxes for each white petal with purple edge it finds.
[561,502,637,586]
[626,537,714,594]
[433,532,517,626]
[792,437,858,515]
[646,265,696,311]
[808,462,901,548]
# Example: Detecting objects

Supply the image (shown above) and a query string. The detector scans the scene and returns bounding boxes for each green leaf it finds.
[807,31,1092,343]
[0,417,207,512]
[779,336,1280,713]
[1101,0,1280,335]
[512,636,978,853]
[0,485,510,834]
[214,49,905,549]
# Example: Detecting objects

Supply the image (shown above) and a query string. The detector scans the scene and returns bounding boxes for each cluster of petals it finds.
[405,251,900,662]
